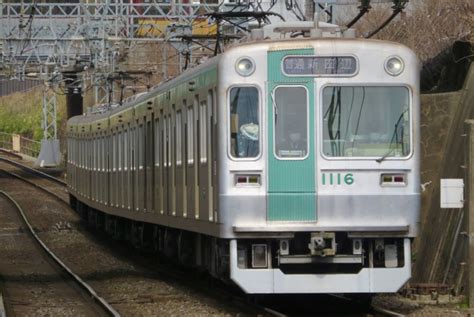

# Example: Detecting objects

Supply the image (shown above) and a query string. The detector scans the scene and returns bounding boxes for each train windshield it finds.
[322,86,410,158]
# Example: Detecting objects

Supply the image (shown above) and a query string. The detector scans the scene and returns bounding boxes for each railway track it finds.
[0,156,65,185]
[0,190,119,316]
[0,155,408,316]
[0,157,270,315]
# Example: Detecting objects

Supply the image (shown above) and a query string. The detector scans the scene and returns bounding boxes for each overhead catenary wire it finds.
[365,0,408,38]
[346,0,371,28]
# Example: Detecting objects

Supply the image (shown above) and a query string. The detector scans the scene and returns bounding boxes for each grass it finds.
[0,87,66,141]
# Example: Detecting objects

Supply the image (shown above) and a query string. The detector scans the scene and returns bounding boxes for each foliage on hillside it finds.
[0,87,66,141]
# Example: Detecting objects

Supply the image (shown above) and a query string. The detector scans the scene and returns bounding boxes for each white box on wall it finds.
[440,179,464,209]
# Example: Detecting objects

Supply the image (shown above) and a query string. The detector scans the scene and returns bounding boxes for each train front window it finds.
[322,86,410,158]
[273,86,308,159]
[229,87,259,158]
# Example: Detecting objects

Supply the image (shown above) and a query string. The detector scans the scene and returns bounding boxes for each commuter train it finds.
[67,22,420,295]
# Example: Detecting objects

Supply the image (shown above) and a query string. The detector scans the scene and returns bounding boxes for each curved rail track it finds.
[0,155,407,317]
[0,156,273,316]
[0,190,120,317]
[0,156,65,186]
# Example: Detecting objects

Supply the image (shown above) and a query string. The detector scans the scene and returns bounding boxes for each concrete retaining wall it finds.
[413,63,474,293]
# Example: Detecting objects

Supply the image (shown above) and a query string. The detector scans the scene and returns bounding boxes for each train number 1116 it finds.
[321,173,354,186]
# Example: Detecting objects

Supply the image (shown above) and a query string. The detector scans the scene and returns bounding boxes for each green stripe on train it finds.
[267,48,317,222]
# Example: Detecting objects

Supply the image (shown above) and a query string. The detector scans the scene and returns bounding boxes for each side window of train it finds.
[112,133,116,171]
[199,100,207,164]
[154,118,159,167]
[187,106,194,165]
[273,86,309,159]
[229,86,259,158]
[139,124,144,169]
[124,128,128,170]
[176,111,182,166]
[167,116,171,166]
[118,130,122,171]
[164,117,168,167]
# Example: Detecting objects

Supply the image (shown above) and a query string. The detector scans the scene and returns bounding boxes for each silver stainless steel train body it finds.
[67,36,420,294]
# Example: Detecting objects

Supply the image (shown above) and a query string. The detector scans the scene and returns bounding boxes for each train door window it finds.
[102,136,105,171]
[118,131,122,171]
[147,120,152,168]
[78,139,81,168]
[117,131,120,170]
[91,138,95,170]
[167,116,171,167]
[104,135,107,171]
[229,87,260,158]
[194,95,199,167]
[273,86,308,159]
[81,139,84,168]
[199,101,207,163]
[139,124,144,169]
[95,137,98,171]
[176,111,182,166]
[96,137,99,171]
[79,139,82,168]
[164,118,168,167]
[187,107,194,165]
[124,129,128,169]
[155,118,160,167]
[113,133,117,171]
[97,137,100,171]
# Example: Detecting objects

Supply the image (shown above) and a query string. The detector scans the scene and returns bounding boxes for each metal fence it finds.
[0,79,42,97]
[0,132,41,158]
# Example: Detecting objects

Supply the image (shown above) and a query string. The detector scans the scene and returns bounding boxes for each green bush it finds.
[0,88,66,141]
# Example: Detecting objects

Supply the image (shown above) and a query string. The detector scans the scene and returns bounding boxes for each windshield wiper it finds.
[271,91,278,122]
[376,147,395,163]
[375,109,407,163]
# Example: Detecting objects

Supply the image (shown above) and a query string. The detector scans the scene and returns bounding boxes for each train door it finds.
[175,109,184,218]
[186,104,195,219]
[208,89,215,222]
[124,126,130,210]
[146,117,153,213]
[170,108,176,216]
[194,96,200,219]
[153,117,160,214]
[163,115,169,215]
[198,98,208,221]
[133,124,139,211]
[267,49,317,222]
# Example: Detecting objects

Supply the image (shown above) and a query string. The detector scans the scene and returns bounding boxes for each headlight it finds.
[385,56,404,76]
[235,57,255,77]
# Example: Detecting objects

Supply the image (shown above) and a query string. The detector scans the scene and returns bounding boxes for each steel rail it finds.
[327,293,406,316]
[0,163,279,316]
[0,168,68,205]
[371,304,406,317]
[0,190,120,317]
[0,156,66,186]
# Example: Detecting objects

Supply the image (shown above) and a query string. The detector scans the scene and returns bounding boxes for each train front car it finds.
[218,38,420,294]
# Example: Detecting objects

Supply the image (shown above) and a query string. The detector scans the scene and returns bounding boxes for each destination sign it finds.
[282,56,357,76]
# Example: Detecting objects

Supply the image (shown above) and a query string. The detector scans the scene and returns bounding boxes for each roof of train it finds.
[68,37,413,127]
